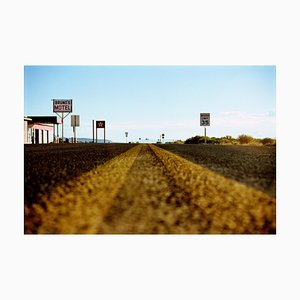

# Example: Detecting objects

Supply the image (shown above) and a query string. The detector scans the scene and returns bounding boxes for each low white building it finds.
[24,116,60,144]
[24,117,32,144]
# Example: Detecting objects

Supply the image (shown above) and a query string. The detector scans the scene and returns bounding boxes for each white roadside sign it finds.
[200,113,210,126]
[71,115,80,127]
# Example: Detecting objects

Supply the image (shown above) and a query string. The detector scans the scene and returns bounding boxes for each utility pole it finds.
[61,112,64,143]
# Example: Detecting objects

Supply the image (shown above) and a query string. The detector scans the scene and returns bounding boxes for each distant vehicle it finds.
[58,138,69,143]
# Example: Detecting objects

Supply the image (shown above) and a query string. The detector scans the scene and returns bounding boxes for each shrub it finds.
[261,138,276,145]
[207,137,220,144]
[174,140,184,144]
[184,134,272,145]
[185,136,206,144]
[238,134,253,144]
[219,138,231,144]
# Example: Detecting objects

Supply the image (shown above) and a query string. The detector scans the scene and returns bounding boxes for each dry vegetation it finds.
[184,134,276,146]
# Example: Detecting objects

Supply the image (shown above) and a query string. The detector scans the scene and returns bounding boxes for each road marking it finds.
[150,144,276,233]
[25,144,275,234]
[99,144,195,233]
[25,145,142,233]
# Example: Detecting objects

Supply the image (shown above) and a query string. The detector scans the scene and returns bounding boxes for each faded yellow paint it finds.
[25,144,275,234]
[25,145,142,233]
[150,144,276,233]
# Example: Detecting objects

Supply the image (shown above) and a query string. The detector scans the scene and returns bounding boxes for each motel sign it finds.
[53,99,73,113]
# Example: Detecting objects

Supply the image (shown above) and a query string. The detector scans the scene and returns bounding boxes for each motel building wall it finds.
[24,116,60,144]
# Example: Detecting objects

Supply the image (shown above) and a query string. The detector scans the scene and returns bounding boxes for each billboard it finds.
[71,115,80,127]
[53,99,73,112]
[200,113,210,126]
[96,120,105,128]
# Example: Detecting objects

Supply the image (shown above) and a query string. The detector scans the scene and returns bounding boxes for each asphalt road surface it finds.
[158,144,276,197]
[25,144,276,234]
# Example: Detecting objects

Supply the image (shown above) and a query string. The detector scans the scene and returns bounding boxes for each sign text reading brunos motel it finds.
[53,99,73,113]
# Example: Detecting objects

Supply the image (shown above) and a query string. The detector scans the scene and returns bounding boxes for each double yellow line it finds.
[25,144,275,234]
[25,145,143,234]
[150,144,276,233]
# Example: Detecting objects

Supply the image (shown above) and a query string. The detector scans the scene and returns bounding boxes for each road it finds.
[158,144,276,197]
[25,144,276,234]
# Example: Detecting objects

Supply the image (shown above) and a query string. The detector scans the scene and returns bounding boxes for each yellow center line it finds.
[25,144,276,234]
[25,145,142,234]
[149,144,276,233]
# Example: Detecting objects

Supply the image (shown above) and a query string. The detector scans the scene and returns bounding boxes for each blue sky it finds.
[24,66,276,142]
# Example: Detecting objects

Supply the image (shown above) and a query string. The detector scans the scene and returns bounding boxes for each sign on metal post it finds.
[200,113,210,144]
[96,121,105,128]
[52,99,73,143]
[53,99,73,112]
[96,120,106,143]
[71,115,80,127]
[200,113,210,126]
[71,115,80,143]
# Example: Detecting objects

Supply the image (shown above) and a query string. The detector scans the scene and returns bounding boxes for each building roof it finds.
[26,116,60,124]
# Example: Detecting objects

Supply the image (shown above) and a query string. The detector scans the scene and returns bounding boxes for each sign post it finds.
[92,120,95,143]
[71,115,80,143]
[52,99,73,143]
[200,113,210,144]
[125,132,128,143]
[96,120,106,143]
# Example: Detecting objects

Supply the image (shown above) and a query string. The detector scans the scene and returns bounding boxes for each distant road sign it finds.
[71,115,80,127]
[200,113,210,126]
[53,99,73,112]
[96,120,105,128]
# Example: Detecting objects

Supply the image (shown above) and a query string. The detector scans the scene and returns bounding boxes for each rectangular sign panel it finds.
[96,120,105,128]
[71,115,80,127]
[200,113,210,126]
[53,99,73,112]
